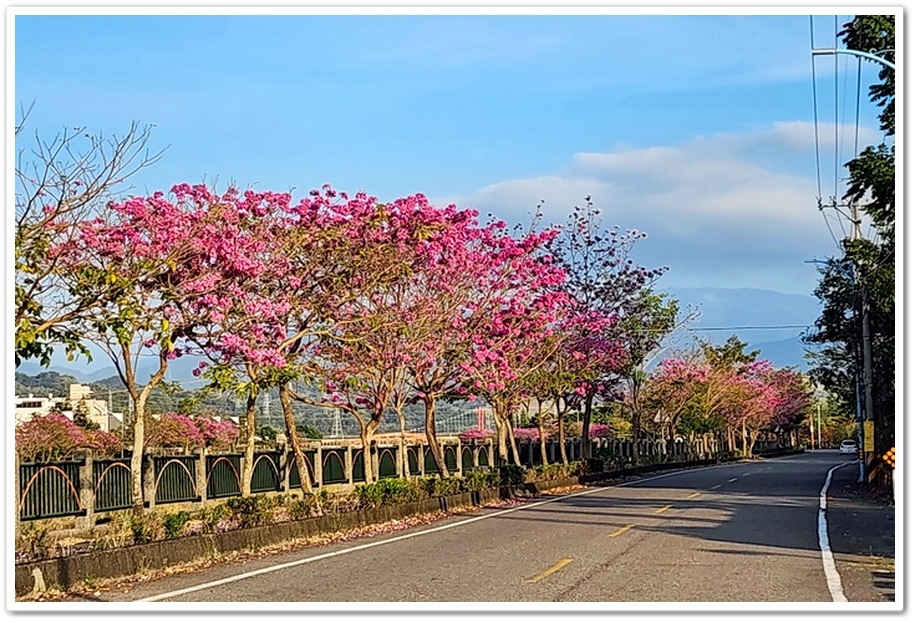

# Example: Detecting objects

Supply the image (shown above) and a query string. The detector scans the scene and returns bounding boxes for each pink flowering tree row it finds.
[51,181,675,498]
[642,339,814,457]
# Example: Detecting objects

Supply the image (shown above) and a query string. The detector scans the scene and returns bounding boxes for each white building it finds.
[14,384,123,432]
[69,384,124,432]
[14,394,69,425]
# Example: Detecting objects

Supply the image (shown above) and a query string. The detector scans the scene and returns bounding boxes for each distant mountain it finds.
[665,286,821,366]
[16,354,205,385]
[748,336,822,370]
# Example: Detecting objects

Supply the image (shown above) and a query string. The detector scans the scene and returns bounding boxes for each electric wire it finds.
[833,16,840,211]
[810,16,842,252]
[810,16,824,201]
[688,325,812,331]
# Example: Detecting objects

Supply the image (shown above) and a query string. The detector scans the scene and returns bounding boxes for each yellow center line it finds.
[609,524,634,538]
[688,492,701,499]
[526,558,574,583]
[655,504,673,514]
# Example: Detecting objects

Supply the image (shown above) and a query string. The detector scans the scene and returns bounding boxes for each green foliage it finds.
[498,464,526,486]
[355,478,423,509]
[287,495,317,520]
[840,15,895,135]
[196,503,230,532]
[295,422,323,440]
[14,371,80,398]
[258,426,280,442]
[701,335,759,371]
[420,475,465,498]
[127,511,163,545]
[530,462,582,480]
[17,520,53,560]
[461,469,500,491]
[225,495,281,529]
[162,510,192,539]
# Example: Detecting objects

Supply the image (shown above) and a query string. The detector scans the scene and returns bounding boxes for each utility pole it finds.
[817,400,822,450]
[811,41,894,482]
[850,201,877,480]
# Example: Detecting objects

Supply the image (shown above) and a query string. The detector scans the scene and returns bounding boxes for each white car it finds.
[838,439,858,454]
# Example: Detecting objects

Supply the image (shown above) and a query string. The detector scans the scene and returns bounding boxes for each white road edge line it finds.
[137,461,746,602]
[819,462,853,602]
[138,484,613,602]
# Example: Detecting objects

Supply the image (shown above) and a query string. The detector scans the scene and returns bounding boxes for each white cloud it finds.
[433,122,861,295]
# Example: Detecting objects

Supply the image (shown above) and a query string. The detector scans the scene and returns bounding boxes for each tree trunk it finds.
[129,393,146,515]
[423,395,449,477]
[630,404,641,462]
[359,418,380,483]
[557,398,569,465]
[741,422,748,457]
[537,399,549,467]
[494,414,509,465]
[279,382,315,497]
[129,353,169,515]
[580,392,594,459]
[395,406,410,476]
[748,429,760,457]
[240,390,258,497]
[507,411,522,467]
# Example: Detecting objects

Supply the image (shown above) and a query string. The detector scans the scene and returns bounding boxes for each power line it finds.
[688,325,811,331]
[809,16,824,201]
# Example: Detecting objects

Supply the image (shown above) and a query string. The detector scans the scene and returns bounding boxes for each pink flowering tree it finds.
[766,368,815,434]
[459,428,496,443]
[457,218,573,466]
[546,198,668,459]
[176,186,310,496]
[59,183,242,512]
[145,412,207,453]
[194,415,241,451]
[15,413,123,462]
[284,192,485,480]
[722,363,813,456]
[643,356,711,451]
[16,413,88,462]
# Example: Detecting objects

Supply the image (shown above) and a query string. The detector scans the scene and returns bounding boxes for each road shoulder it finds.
[826,461,896,603]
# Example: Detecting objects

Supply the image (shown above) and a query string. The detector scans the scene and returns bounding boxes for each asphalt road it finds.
[79,451,896,605]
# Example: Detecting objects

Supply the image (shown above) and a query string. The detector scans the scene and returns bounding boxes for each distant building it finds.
[14,394,68,425]
[14,384,124,432]
[69,384,124,432]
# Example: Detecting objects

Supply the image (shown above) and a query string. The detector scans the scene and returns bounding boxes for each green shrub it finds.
[196,503,230,532]
[17,520,53,560]
[226,495,279,528]
[462,469,500,492]
[356,478,424,509]
[163,510,192,539]
[531,462,580,481]
[498,464,525,486]
[128,511,163,544]
[287,496,315,520]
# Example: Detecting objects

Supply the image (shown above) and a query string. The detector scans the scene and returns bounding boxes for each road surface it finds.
[64,451,896,605]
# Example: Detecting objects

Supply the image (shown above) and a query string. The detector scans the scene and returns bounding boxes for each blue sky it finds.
[12,8,891,300]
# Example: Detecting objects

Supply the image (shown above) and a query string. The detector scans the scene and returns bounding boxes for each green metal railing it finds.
[18,433,742,522]
[19,460,84,520]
